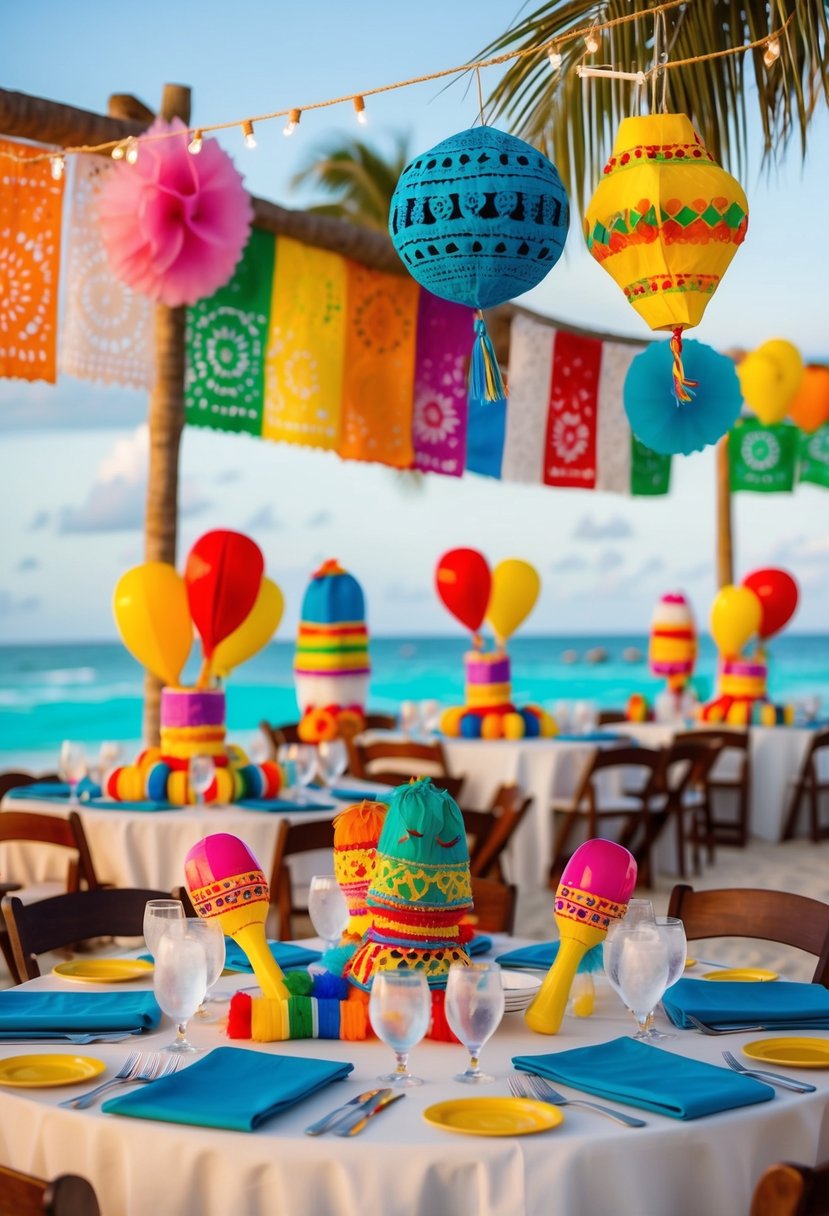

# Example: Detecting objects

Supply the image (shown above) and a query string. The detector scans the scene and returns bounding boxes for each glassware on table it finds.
[307,875,349,951]
[142,899,185,960]
[153,924,208,1053]
[278,743,317,801]
[317,739,348,788]
[185,917,227,1017]
[419,700,442,734]
[552,701,572,733]
[444,962,505,1083]
[623,898,656,927]
[603,921,671,1041]
[97,740,122,785]
[58,740,88,807]
[643,917,687,1041]
[189,754,216,806]
[399,700,422,738]
[247,728,272,765]
[573,700,598,734]
[368,971,431,1087]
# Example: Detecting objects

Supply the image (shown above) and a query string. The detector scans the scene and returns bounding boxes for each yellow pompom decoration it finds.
[210,767,235,805]
[116,765,145,801]
[226,743,249,767]
[481,713,503,740]
[136,747,162,775]
[167,770,193,806]
[503,712,526,740]
[439,706,466,737]
[726,700,750,726]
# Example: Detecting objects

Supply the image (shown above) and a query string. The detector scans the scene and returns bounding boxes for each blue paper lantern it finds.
[624,340,742,456]
[389,126,569,400]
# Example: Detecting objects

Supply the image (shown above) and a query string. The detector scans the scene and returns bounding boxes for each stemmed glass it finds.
[153,925,208,1053]
[189,755,216,806]
[444,962,505,1083]
[59,740,87,807]
[278,744,317,802]
[307,875,349,951]
[368,971,431,1087]
[644,917,687,1040]
[603,921,671,1041]
[399,701,422,738]
[97,740,122,786]
[317,739,348,789]
[186,918,227,1017]
[142,899,185,960]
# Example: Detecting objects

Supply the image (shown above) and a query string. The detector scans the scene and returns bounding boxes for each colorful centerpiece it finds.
[435,549,555,740]
[648,590,699,720]
[294,559,371,742]
[333,799,388,943]
[108,529,285,804]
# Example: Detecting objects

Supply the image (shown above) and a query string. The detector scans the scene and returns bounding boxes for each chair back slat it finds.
[469,877,517,934]
[0,1166,100,1216]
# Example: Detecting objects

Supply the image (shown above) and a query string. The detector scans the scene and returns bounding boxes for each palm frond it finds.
[288,132,411,231]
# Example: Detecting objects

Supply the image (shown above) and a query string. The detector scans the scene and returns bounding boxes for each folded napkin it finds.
[222,939,322,972]
[468,935,493,957]
[103,1046,353,1131]
[663,978,829,1029]
[237,797,334,813]
[6,778,102,801]
[496,941,560,970]
[327,786,392,803]
[513,1036,773,1120]
[553,732,631,744]
[83,797,175,812]
[0,991,161,1033]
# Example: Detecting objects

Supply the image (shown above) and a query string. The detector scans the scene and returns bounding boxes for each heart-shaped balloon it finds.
[212,577,284,678]
[113,562,193,685]
[710,585,762,656]
[435,548,491,635]
[742,568,798,640]
[184,531,264,659]
[486,559,540,645]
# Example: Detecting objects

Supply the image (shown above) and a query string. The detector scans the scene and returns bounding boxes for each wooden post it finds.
[141,84,191,746]
[716,436,734,587]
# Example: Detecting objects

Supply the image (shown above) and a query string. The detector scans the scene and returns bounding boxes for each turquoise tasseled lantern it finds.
[389,126,569,400]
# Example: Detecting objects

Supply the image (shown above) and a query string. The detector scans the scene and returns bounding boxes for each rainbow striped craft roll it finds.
[294,559,370,717]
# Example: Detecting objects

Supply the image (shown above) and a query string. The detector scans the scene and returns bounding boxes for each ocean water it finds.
[1,634,828,768]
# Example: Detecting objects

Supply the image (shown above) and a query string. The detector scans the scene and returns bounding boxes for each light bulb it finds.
[547,47,563,70]
[125,138,139,165]
[584,32,600,54]
[111,142,126,161]
[353,95,367,125]
[242,120,257,149]
[283,108,301,137]
[763,37,780,67]
[188,129,204,155]
[49,154,65,181]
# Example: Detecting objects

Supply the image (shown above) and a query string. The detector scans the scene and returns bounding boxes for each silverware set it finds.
[508,1071,647,1127]
[687,1014,829,1035]
[720,1049,816,1093]
[304,1087,405,1136]
[58,1050,182,1110]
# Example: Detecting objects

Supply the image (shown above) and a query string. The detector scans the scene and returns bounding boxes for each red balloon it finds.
[741,568,799,640]
[435,548,491,634]
[185,531,264,658]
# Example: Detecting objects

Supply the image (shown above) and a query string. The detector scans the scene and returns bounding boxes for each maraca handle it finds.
[235,925,289,1000]
[524,937,586,1036]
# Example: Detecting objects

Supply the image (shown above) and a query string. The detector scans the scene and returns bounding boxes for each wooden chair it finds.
[675,728,751,850]
[259,720,302,754]
[549,746,666,888]
[469,877,517,934]
[462,784,533,881]
[268,818,336,940]
[362,713,398,731]
[346,736,465,801]
[782,729,829,842]
[598,710,627,726]
[0,1165,100,1216]
[667,884,829,986]
[751,1163,829,1216]
[656,739,721,879]
[2,886,169,982]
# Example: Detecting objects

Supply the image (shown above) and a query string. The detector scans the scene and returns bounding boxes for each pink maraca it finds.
[525,839,637,1035]
[184,833,287,1000]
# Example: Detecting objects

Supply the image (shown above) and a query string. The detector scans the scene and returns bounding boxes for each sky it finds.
[1,0,828,643]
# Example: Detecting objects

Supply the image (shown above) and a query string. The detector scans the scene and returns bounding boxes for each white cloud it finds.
[16,555,39,572]
[0,589,41,616]
[572,513,634,542]
[28,510,50,531]
[246,505,282,531]
[0,378,146,432]
[385,582,431,603]
[596,548,624,573]
[550,554,588,573]
[306,510,333,529]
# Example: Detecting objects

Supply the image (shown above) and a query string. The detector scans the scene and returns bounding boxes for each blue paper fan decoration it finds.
[624,339,742,456]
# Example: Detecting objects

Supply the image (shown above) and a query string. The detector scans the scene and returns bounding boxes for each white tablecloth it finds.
[0,946,826,1216]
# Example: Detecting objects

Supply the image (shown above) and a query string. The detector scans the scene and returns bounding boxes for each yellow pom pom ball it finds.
[726,700,750,726]
[439,707,465,737]
[226,744,248,767]
[168,770,193,806]
[115,765,145,801]
[481,713,503,740]
[503,712,526,740]
[136,747,162,775]
[230,765,246,801]
[209,767,235,804]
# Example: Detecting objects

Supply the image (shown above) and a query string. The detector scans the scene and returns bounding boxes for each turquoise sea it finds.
[2,634,828,769]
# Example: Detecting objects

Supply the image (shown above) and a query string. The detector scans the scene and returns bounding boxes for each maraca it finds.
[525,839,637,1035]
[184,832,288,1000]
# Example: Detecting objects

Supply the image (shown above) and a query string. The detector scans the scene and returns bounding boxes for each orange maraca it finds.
[184,832,288,1000]
[525,838,637,1035]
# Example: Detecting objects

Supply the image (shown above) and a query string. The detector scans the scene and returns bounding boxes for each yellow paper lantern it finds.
[584,114,748,400]
[739,339,803,425]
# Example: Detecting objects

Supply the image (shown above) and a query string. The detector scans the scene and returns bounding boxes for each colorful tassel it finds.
[670,327,698,404]
[470,312,507,403]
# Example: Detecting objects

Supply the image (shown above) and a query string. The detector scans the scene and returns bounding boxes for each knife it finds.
[303,1088,388,1136]
[335,1090,406,1136]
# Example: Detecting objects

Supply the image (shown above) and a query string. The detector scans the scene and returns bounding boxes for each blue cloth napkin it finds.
[513,1036,773,1120]
[6,778,102,801]
[237,797,334,812]
[103,1046,353,1130]
[83,798,175,812]
[0,991,161,1033]
[553,732,632,744]
[496,941,560,970]
[663,978,829,1029]
[222,939,322,972]
[327,786,392,803]
[468,935,493,957]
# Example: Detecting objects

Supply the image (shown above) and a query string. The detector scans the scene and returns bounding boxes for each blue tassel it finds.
[470,313,506,403]
[577,944,604,973]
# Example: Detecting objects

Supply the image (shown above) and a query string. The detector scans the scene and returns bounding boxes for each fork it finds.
[687,1015,766,1036]
[508,1072,647,1127]
[720,1050,816,1093]
[60,1051,179,1110]
[58,1049,142,1109]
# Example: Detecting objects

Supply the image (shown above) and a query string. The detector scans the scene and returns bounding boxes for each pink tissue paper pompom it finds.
[98,117,254,307]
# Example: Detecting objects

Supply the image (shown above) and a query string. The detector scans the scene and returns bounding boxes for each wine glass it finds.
[278,744,317,802]
[189,754,216,806]
[307,875,349,951]
[153,925,208,1053]
[185,918,227,1017]
[444,962,505,1083]
[624,898,655,927]
[142,899,185,960]
[419,700,442,734]
[603,922,670,1041]
[368,971,431,1086]
[399,701,422,738]
[643,917,687,1041]
[97,740,122,787]
[58,740,87,807]
[317,739,348,788]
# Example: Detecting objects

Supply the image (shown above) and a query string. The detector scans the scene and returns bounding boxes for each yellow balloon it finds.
[710,585,761,657]
[738,340,804,425]
[113,562,193,686]
[758,338,804,404]
[212,577,284,678]
[486,559,541,645]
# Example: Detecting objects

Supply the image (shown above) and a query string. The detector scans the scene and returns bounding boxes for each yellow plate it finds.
[53,959,154,983]
[423,1097,564,1137]
[684,958,697,969]
[743,1038,829,1069]
[701,968,779,982]
[0,1055,106,1088]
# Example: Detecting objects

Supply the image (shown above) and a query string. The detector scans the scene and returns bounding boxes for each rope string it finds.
[669,327,698,405]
